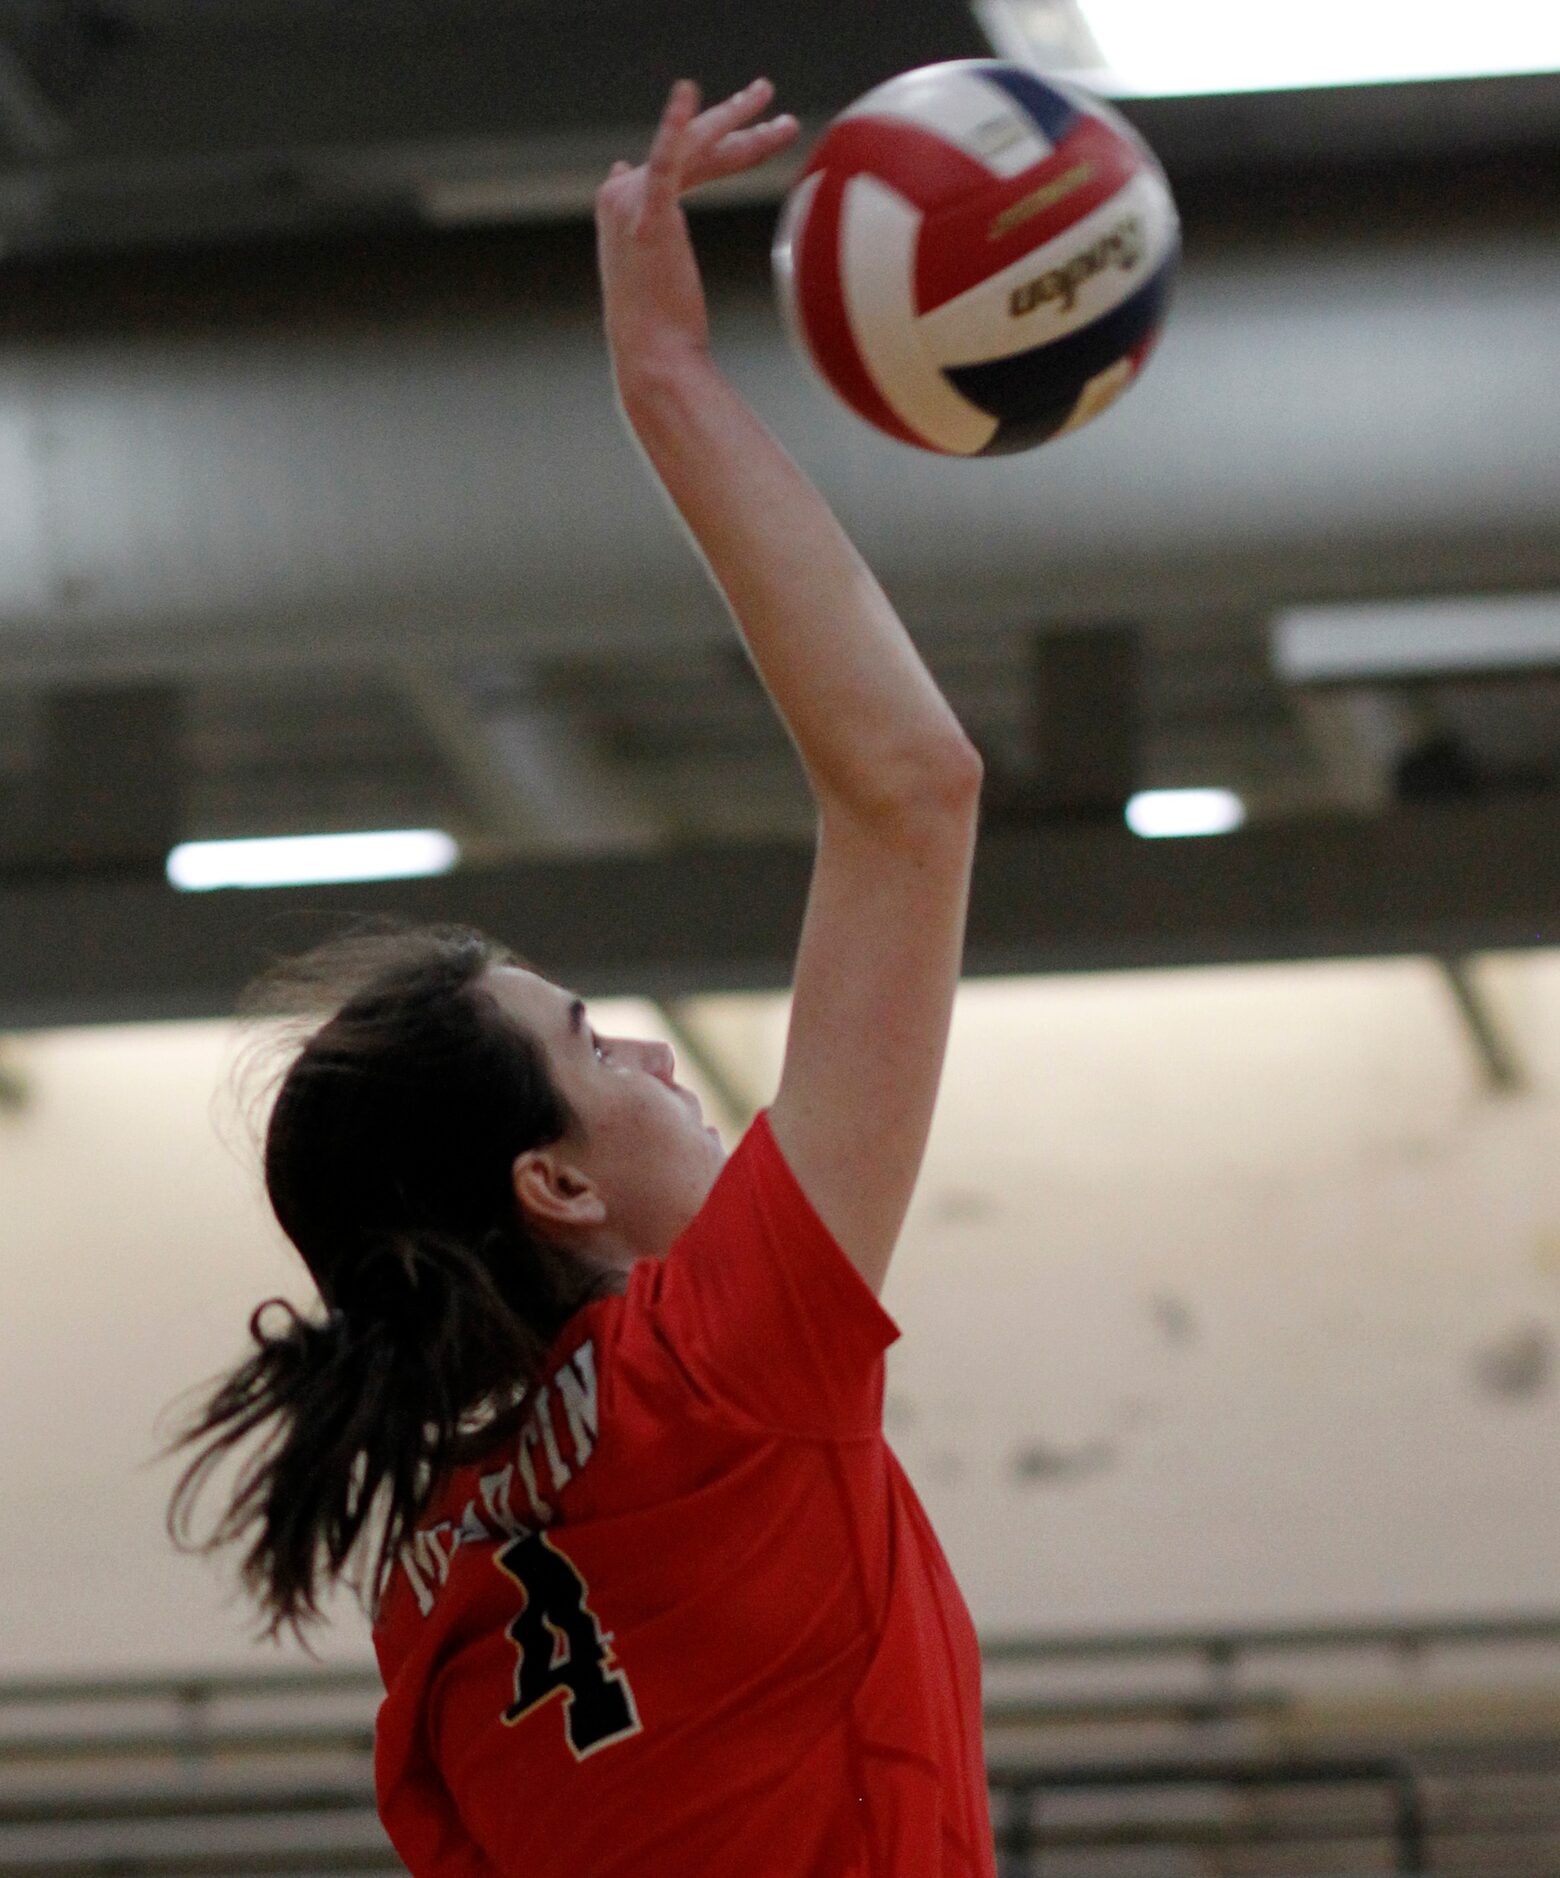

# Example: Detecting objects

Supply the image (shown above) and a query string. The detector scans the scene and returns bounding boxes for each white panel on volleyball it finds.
[917,167,1177,370]
[1055,357,1136,435]
[837,61,1055,178]
[840,175,1001,457]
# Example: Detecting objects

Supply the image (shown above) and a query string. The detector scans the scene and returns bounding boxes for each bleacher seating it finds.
[6,1617,1560,1875]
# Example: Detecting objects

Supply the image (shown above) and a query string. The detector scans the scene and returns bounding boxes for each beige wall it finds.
[2,953,1557,1675]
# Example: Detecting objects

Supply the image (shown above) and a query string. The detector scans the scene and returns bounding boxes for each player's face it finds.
[483,965,727,1269]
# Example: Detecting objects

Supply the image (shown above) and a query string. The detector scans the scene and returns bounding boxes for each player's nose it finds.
[642,1039,677,1084]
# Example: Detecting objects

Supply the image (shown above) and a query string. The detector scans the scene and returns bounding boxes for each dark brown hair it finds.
[166,922,606,1641]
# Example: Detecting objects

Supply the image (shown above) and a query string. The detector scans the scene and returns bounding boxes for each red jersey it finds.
[373,1110,994,1878]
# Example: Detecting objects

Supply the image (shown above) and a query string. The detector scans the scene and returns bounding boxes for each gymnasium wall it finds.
[2,950,1557,1675]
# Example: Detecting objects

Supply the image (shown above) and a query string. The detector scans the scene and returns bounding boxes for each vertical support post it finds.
[11,683,184,875]
[1030,626,1141,820]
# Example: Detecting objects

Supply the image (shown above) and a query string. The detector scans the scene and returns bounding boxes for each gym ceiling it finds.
[1,0,1557,1028]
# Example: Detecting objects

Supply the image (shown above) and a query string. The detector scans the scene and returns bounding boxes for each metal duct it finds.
[1,219,1558,684]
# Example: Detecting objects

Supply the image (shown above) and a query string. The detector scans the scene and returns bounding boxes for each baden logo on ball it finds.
[772,60,1180,456]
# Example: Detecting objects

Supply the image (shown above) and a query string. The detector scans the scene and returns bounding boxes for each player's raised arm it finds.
[596,79,983,1295]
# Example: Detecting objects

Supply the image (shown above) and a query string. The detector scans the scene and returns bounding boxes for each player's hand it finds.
[596,78,799,387]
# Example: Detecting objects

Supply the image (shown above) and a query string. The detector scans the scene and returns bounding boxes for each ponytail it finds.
[164,924,602,1641]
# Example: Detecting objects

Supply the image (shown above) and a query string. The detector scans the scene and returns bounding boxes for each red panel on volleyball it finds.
[913,114,1147,316]
[791,176,918,446]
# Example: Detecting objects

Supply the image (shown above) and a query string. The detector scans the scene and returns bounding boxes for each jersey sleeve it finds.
[625,1108,902,1440]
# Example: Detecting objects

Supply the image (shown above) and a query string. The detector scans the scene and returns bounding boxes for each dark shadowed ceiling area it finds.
[0,1,1557,1026]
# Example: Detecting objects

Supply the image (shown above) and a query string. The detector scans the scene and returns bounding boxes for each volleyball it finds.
[772,60,1180,456]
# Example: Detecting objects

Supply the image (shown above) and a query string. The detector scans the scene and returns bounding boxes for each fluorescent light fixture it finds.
[1125,788,1246,838]
[1274,594,1560,684]
[167,829,459,892]
[974,0,1560,96]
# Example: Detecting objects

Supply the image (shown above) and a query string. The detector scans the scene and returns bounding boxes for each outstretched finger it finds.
[643,78,700,221]
[687,112,800,187]
[686,76,776,160]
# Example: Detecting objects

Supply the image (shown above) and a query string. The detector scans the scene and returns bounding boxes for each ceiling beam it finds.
[1,794,1555,1030]
[1434,955,1528,1094]
[384,661,537,856]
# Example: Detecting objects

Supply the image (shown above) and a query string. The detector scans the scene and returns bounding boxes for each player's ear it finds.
[511,1147,608,1234]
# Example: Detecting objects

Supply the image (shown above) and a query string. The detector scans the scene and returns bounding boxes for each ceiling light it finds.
[1125,788,1246,838]
[1273,594,1560,684]
[166,830,459,892]
[975,0,1560,96]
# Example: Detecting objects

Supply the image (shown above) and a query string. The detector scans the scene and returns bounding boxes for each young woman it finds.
[171,77,990,1877]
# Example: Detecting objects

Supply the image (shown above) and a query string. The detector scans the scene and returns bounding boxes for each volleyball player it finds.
[170,78,992,1876]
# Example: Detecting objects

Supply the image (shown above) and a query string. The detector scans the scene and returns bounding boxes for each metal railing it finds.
[991,1752,1429,1874]
[979,1608,1560,1671]
[9,1608,1557,1721]
[4,1613,1560,1875]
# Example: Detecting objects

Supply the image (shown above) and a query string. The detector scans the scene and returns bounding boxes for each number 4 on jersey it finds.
[495,1533,642,1759]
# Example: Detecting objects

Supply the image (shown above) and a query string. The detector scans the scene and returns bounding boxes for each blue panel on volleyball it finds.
[974,63,1082,148]
[946,263,1178,455]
